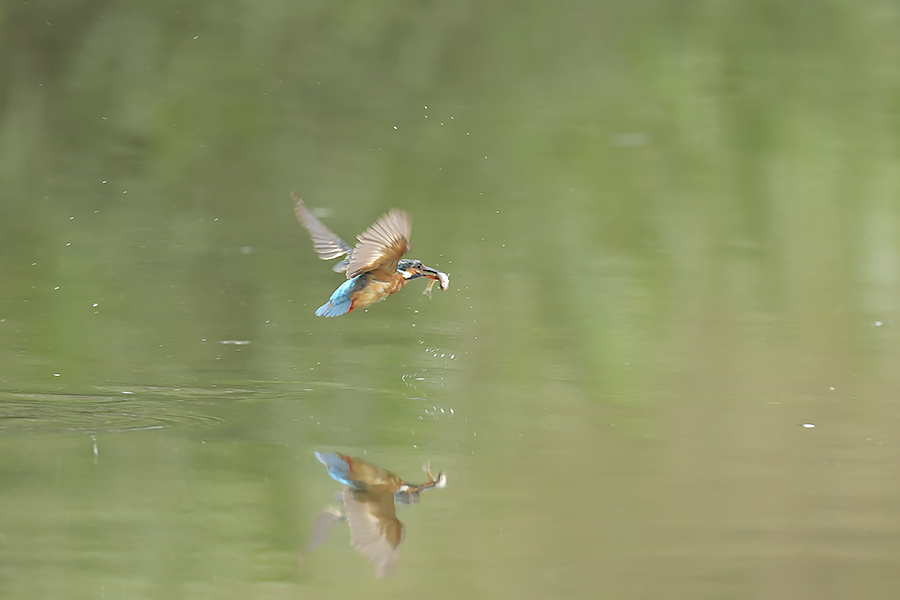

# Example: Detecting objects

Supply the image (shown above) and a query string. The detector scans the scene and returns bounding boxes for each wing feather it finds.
[342,487,404,578]
[293,193,353,266]
[302,506,345,555]
[346,209,411,278]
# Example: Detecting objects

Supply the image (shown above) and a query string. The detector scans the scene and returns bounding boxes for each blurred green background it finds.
[2,1,900,598]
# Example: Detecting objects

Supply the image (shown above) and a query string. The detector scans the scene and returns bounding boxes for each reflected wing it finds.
[302,506,345,555]
[342,487,404,578]
[293,193,353,269]
[346,209,411,278]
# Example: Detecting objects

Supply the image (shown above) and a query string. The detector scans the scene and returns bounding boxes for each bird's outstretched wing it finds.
[293,193,353,272]
[342,487,404,578]
[346,209,411,279]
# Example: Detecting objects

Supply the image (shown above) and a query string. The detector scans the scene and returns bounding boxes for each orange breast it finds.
[350,274,407,310]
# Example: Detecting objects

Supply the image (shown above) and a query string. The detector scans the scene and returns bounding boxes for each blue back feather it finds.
[315,451,356,487]
[315,277,360,317]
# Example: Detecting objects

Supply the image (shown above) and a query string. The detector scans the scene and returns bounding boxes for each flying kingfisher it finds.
[293,193,449,317]
[301,451,447,577]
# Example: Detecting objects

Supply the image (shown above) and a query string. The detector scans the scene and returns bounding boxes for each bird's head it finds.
[398,259,449,290]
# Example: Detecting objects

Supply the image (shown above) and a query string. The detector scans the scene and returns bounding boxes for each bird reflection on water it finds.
[301,451,447,578]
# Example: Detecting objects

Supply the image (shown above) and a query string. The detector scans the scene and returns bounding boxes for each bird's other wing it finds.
[301,506,346,555]
[293,193,353,270]
[346,209,411,278]
[342,487,404,578]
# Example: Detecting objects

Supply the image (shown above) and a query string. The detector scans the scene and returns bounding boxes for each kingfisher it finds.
[302,451,447,577]
[293,193,449,317]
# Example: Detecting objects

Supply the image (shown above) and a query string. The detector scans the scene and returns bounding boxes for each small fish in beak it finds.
[422,269,450,298]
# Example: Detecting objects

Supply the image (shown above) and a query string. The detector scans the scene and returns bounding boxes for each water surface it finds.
[2,2,900,598]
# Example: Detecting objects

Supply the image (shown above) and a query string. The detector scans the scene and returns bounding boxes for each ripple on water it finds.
[0,386,228,433]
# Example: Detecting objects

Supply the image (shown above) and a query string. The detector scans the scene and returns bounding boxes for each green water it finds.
[2,1,900,598]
